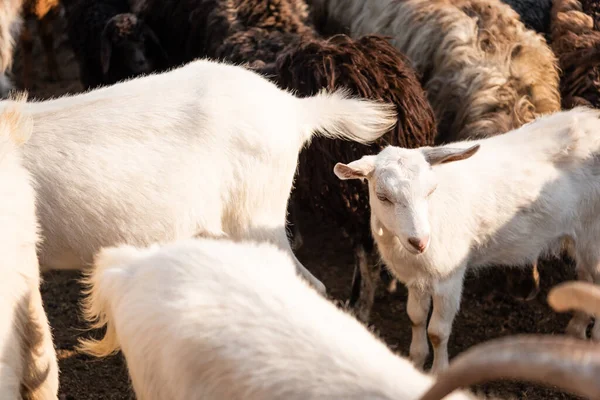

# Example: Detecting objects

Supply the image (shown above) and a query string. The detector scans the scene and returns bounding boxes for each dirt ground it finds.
[11,11,585,400]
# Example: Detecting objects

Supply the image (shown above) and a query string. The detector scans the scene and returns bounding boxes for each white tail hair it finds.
[300,88,397,144]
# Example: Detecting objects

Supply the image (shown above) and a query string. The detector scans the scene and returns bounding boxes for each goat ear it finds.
[100,27,113,76]
[334,156,376,180]
[423,144,480,166]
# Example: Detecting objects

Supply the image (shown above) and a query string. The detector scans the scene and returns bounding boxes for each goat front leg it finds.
[407,285,431,369]
[428,270,465,374]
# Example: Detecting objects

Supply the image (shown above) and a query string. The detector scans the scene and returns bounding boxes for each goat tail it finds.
[76,245,145,358]
[299,88,397,145]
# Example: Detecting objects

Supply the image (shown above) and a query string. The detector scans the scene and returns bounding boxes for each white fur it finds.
[78,237,475,400]
[335,107,600,373]
[0,96,58,399]
[9,58,396,294]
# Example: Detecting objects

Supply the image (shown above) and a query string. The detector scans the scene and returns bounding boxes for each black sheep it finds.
[64,0,168,89]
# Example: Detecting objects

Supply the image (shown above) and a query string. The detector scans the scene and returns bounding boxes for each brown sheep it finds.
[311,0,561,143]
[0,0,24,97]
[551,0,600,108]
[311,0,563,302]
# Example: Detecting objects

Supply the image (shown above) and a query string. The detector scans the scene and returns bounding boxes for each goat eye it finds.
[377,194,392,204]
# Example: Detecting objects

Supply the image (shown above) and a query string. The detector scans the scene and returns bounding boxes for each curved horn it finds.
[548,281,600,317]
[418,335,600,400]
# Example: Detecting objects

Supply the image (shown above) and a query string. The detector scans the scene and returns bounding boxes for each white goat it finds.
[334,106,600,373]
[77,239,600,400]
[9,58,397,294]
[0,95,58,399]
[77,237,479,400]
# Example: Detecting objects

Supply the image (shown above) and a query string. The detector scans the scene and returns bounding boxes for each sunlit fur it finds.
[78,237,476,400]
[336,107,600,372]
[9,58,396,295]
[0,94,58,399]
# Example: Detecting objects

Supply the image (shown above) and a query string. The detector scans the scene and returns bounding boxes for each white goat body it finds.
[78,237,475,400]
[9,58,396,293]
[335,107,600,372]
[0,96,58,399]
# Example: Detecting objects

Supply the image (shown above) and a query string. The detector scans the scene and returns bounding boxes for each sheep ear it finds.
[423,144,480,166]
[334,156,376,180]
[100,27,113,76]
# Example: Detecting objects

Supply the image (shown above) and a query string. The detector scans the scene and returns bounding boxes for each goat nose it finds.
[408,236,429,253]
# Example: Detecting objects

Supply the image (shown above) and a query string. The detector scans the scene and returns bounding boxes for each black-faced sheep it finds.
[551,0,600,109]
[131,0,314,66]
[129,0,437,323]
[20,0,62,90]
[63,0,168,89]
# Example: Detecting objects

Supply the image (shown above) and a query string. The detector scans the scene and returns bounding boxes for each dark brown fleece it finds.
[275,34,436,244]
[551,0,600,108]
[134,0,314,65]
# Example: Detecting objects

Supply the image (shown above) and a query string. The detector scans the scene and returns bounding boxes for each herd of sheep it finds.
[1,0,600,399]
